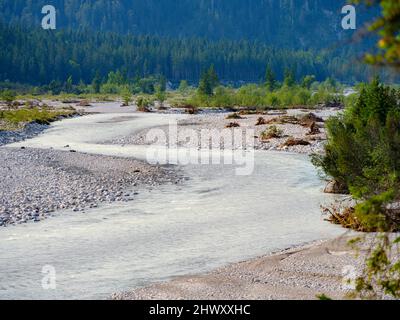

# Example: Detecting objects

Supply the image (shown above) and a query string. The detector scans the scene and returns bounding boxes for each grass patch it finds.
[0,107,76,131]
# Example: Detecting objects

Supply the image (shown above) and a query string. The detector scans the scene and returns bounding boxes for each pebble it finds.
[0,148,182,227]
[0,122,49,146]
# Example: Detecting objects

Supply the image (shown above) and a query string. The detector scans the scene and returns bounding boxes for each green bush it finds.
[260,125,283,140]
[1,89,17,105]
[312,78,400,231]
[136,96,152,112]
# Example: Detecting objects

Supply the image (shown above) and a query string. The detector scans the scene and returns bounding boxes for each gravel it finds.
[108,109,339,155]
[113,236,364,300]
[0,122,49,146]
[0,147,181,227]
[113,234,400,300]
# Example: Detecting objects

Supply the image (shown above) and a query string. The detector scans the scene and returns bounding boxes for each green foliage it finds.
[198,66,219,96]
[91,72,101,94]
[265,66,276,92]
[354,0,400,67]
[0,107,75,129]
[0,89,17,105]
[316,294,332,300]
[354,234,400,299]
[136,96,152,112]
[155,85,166,103]
[66,76,73,94]
[301,75,316,89]
[260,126,283,140]
[181,79,342,109]
[132,77,159,94]
[312,78,400,231]
[283,68,296,87]
[0,0,376,53]
[106,71,127,86]
[0,24,377,86]
[121,86,132,106]
[178,80,189,94]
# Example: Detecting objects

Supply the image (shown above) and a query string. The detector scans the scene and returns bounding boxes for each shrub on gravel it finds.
[0,107,75,128]
[260,125,283,141]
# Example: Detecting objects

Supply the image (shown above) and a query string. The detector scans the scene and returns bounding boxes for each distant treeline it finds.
[0,0,379,49]
[0,24,386,86]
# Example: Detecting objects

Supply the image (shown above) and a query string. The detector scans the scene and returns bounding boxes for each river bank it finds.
[114,235,363,300]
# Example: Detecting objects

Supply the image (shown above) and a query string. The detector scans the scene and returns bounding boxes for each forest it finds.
[0,23,379,87]
[0,0,375,49]
[0,0,383,87]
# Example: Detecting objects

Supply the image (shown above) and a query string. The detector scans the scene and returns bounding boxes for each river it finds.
[0,110,343,299]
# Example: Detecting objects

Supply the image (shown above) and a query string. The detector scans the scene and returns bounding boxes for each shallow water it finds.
[0,111,343,299]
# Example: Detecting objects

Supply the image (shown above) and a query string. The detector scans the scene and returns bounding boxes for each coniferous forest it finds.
[0,0,382,86]
[0,24,376,86]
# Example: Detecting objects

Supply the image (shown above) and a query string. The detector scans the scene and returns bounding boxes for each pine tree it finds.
[198,71,213,95]
[198,65,219,96]
[91,72,101,94]
[66,76,73,93]
[207,65,219,89]
[300,75,315,89]
[265,66,276,91]
[284,68,295,87]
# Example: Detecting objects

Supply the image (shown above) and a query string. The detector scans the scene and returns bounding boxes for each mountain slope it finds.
[0,0,374,49]
[1,24,374,85]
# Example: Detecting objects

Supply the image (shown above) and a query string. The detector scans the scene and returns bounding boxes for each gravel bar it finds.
[108,109,339,155]
[0,147,181,227]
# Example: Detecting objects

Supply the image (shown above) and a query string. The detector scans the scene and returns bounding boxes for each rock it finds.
[324,180,348,194]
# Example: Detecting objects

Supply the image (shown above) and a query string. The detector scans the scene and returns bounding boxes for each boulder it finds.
[324,180,348,194]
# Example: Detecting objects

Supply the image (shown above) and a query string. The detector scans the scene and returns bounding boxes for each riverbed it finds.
[0,109,344,299]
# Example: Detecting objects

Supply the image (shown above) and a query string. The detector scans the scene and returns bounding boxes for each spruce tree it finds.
[265,66,276,91]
